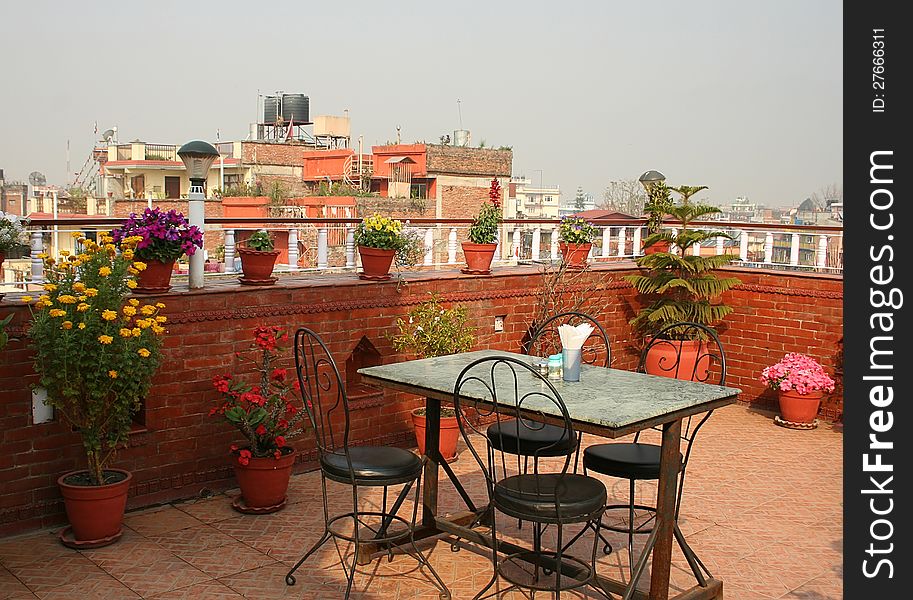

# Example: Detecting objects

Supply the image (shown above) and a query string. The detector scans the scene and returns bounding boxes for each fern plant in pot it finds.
[625,187,741,380]
[238,230,280,285]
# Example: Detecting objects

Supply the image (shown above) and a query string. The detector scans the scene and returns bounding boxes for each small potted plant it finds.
[354,213,421,280]
[0,213,28,302]
[462,178,503,274]
[237,230,280,285]
[558,216,598,270]
[210,326,308,513]
[24,232,166,547]
[391,294,475,461]
[112,207,203,293]
[761,352,835,427]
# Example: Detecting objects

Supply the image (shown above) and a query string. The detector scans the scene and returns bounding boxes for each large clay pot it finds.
[643,239,672,255]
[461,242,497,274]
[643,339,711,382]
[238,247,279,285]
[57,469,132,548]
[777,389,824,424]
[558,242,592,270]
[232,447,296,513]
[358,246,395,280]
[134,258,176,293]
[411,408,460,462]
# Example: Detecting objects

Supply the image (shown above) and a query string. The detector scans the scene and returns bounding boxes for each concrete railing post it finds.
[288,228,299,270]
[790,232,801,266]
[550,226,559,260]
[317,228,328,269]
[531,227,541,261]
[616,226,626,257]
[30,230,44,283]
[633,227,643,257]
[739,229,750,262]
[345,228,356,268]
[424,228,434,266]
[764,231,774,264]
[224,229,236,273]
[448,228,458,264]
[817,234,828,268]
[601,226,612,258]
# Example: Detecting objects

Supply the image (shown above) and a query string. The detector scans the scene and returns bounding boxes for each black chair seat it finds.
[583,443,683,480]
[493,473,606,524]
[320,446,422,485]
[487,419,577,457]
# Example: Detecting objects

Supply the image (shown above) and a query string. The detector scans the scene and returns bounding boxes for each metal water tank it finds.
[263,96,280,124]
[281,94,309,124]
[453,129,471,147]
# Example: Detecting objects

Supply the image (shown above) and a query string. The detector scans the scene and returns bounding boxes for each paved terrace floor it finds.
[0,405,842,600]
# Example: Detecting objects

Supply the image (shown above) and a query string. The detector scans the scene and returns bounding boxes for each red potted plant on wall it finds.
[390,294,475,462]
[25,232,166,548]
[237,230,280,285]
[211,326,309,513]
[112,207,203,293]
[761,352,835,428]
[462,178,503,274]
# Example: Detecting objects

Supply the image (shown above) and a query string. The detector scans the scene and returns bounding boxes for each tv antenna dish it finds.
[101,128,116,142]
[29,171,46,186]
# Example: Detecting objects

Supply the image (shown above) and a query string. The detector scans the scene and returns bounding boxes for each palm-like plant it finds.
[625,200,741,338]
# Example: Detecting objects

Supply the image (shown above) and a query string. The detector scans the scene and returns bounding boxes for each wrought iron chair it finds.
[486,311,611,473]
[454,355,608,599]
[285,328,450,599]
[578,321,726,583]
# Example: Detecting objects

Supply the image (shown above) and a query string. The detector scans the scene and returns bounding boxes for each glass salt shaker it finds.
[547,354,563,380]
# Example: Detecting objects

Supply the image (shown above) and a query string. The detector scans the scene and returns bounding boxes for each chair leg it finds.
[286,473,334,586]
[400,471,450,599]
[473,508,500,600]
[627,479,636,575]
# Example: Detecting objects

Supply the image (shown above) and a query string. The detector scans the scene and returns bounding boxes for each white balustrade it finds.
[345,228,356,268]
[633,227,643,257]
[423,228,434,266]
[601,227,612,258]
[816,234,828,268]
[550,226,559,260]
[287,228,299,269]
[511,227,522,258]
[317,228,328,269]
[224,229,236,273]
[30,230,44,283]
[448,228,458,264]
[764,231,774,264]
[789,232,801,266]
[617,227,626,257]
[531,227,541,260]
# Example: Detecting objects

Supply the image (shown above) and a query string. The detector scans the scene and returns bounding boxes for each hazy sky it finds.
[0,1,841,207]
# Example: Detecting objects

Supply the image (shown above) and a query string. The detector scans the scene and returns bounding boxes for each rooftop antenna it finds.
[457,99,463,129]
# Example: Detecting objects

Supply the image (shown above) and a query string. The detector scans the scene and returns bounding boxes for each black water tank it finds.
[263,96,280,124]
[281,94,309,124]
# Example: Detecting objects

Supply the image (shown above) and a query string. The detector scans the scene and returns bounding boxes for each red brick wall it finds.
[0,263,842,537]
[240,142,312,166]
[425,145,512,177]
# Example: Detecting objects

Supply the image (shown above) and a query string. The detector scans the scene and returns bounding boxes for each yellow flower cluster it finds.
[363,214,403,233]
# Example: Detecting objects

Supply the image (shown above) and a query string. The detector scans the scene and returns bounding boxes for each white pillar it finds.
[601,226,612,258]
[789,232,801,266]
[423,228,434,265]
[716,235,725,255]
[288,228,299,270]
[224,229,236,273]
[550,226,559,260]
[817,234,828,268]
[764,231,774,264]
[317,228,328,269]
[739,229,750,262]
[345,228,356,268]
[616,227,626,257]
[448,228,458,264]
[693,230,701,257]
[511,227,522,259]
[531,227,541,260]
[633,227,643,257]
[188,189,205,289]
[30,230,44,283]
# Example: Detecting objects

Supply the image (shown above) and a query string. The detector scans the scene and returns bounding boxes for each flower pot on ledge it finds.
[238,247,279,285]
[358,246,395,280]
[232,447,297,513]
[559,242,592,270]
[133,259,176,294]
[461,242,497,275]
[57,469,132,548]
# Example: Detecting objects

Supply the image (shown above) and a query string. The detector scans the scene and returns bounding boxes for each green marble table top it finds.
[359,349,741,435]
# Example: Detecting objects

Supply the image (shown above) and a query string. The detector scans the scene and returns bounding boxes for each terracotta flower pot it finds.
[643,239,672,255]
[558,242,592,270]
[777,389,824,424]
[643,339,711,382]
[238,247,280,285]
[57,469,132,548]
[134,258,175,293]
[358,246,395,280]
[411,408,460,462]
[232,447,297,513]
[461,242,497,275]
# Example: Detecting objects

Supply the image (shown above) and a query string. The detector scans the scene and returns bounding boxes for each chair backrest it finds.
[293,327,350,457]
[452,356,575,498]
[637,322,726,385]
[524,311,611,368]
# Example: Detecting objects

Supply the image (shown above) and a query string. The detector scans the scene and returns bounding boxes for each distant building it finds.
[510,176,561,219]
[0,170,28,217]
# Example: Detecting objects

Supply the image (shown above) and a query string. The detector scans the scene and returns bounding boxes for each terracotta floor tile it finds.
[148,580,248,600]
[31,570,140,600]
[97,550,211,597]
[173,496,241,525]
[146,524,237,554]
[6,553,108,593]
[174,541,277,579]
[0,565,38,600]
[0,531,74,569]
[124,506,205,537]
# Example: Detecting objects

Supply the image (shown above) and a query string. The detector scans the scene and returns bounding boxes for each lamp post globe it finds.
[638,170,666,193]
[177,140,219,193]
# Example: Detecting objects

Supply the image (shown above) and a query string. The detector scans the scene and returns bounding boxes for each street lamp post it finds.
[638,169,666,194]
[178,140,219,289]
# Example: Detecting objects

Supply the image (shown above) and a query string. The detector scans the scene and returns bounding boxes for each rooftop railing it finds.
[1,217,842,292]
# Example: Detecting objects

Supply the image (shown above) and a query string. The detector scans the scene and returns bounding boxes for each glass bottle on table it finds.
[547,354,563,380]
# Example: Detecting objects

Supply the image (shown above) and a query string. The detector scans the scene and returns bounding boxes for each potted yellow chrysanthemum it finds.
[23,231,167,548]
[354,213,422,280]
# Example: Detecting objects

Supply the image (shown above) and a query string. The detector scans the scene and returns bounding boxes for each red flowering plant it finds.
[211,326,308,465]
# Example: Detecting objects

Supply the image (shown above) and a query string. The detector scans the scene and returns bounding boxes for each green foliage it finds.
[625,198,741,338]
[25,233,165,485]
[245,230,274,251]
[643,181,674,235]
[0,213,29,253]
[221,181,264,197]
[559,217,598,244]
[391,294,475,359]
[468,202,502,244]
[316,180,376,198]
[355,214,422,266]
